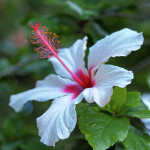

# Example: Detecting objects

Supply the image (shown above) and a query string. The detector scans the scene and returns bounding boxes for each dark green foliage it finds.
[79,106,130,150]
[123,126,150,150]
[0,0,150,149]
[77,87,150,149]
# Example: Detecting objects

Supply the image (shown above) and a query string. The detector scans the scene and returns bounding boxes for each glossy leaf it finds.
[109,87,127,113]
[126,91,141,107]
[79,106,130,150]
[123,126,150,150]
[125,99,150,118]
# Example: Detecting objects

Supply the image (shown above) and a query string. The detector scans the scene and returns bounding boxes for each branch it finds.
[0,55,39,79]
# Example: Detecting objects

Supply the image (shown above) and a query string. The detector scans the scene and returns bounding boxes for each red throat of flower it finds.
[29,22,87,88]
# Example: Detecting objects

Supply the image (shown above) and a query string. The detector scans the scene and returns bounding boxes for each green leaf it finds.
[98,105,113,114]
[109,87,127,114]
[123,126,150,150]
[79,106,130,150]
[76,102,89,116]
[125,99,150,118]
[126,91,141,107]
[106,88,142,117]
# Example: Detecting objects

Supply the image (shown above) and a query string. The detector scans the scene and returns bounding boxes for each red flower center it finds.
[63,69,95,99]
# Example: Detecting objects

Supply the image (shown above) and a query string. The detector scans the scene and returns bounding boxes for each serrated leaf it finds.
[109,87,127,113]
[123,126,150,150]
[125,99,150,118]
[79,106,130,150]
[126,91,141,107]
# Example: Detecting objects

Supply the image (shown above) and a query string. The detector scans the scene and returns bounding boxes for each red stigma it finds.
[29,22,62,59]
[30,22,40,30]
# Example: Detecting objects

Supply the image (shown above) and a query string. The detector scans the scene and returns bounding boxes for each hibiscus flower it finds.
[9,23,143,146]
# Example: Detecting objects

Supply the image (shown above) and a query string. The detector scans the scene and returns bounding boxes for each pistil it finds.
[29,22,87,88]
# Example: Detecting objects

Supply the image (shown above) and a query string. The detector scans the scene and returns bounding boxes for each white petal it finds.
[141,118,150,136]
[82,88,96,103]
[141,93,150,110]
[94,64,133,88]
[36,94,83,146]
[141,93,150,135]
[83,86,113,107]
[49,36,88,79]
[83,64,133,107]
[36,74,76,88]
[9,74,76,112]
[88,28,143,76]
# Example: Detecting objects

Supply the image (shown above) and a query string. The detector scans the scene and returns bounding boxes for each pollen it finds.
[29,22,62,59]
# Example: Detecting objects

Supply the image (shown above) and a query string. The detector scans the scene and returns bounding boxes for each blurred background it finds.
[0,0,150,149]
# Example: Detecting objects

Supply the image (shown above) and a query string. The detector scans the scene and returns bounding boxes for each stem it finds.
[36,29,87,88]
